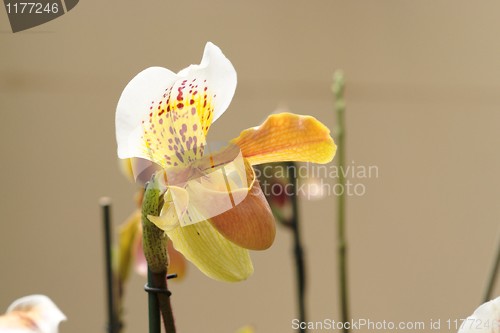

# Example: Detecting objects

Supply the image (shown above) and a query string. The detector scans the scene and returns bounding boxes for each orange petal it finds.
[208,160,276,250]
[167,240,187,280]
[231,112,336,165]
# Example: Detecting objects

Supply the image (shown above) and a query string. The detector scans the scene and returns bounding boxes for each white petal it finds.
[3,295,66,333]
[458,297,500,333]
[115,43,236,167]
[177,42,237,122]
[116,67,177,159]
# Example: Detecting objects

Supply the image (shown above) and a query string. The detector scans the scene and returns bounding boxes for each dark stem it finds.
[333,71,350,332]
[286,161,307,333]
[147,269,161,333]
[483,235,500,302]
[100,197,121,333]
[151,270,176,333]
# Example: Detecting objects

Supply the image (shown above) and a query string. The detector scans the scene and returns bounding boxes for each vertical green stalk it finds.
[146,268,162,333]
[286,161,307,333]
[100,197,120,333]
[332,70,350,332]
[142,176,176,333]
[483,236,500,302]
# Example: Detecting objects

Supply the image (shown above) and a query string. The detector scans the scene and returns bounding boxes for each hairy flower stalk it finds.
[142,177,168,273]
[142,175,176,333]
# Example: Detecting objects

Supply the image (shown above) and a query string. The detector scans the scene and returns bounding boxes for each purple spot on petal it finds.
[175,152,184,163]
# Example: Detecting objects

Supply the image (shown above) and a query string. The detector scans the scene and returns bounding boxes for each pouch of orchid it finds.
[116,42,336,283]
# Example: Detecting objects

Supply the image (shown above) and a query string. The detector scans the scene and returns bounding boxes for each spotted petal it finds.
[116,67,177,160]
[116,42,237,169]
[177,42,237,124]
[118,210,141,282]
[232,113,336,165]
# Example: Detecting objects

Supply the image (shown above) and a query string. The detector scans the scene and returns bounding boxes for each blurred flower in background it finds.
[255,161,328,228]
[235,325,254,333]
[458,297,500,333]
[255,162,295,228]
[0,295,66,333]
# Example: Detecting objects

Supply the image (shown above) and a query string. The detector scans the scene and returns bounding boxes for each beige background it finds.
[1,1,499,332]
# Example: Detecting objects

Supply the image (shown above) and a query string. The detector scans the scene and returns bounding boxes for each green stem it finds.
[147,269,161,333]
[142,176,176,333]
[155,272,175,333]
[483,235,500,302]
[333,70,350,332]
[286,161,307,333]
[100,198,121,333]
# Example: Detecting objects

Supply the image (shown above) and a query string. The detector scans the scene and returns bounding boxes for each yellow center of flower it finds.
[141,78,216,168]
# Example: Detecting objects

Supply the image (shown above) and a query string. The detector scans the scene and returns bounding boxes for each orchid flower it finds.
[457,297,500,333]
[116,42,336,282]
[0,295,66,333]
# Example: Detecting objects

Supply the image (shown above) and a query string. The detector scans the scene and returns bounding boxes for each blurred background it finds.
[1,1,499,332]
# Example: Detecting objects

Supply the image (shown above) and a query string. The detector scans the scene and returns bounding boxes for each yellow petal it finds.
[166,219,253,282]
[231,113,336,165]
[148,186,186,231]
[118,210,141,282]
[208,161,276,250]
[118,158,135,182]
[142,92,210,168]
